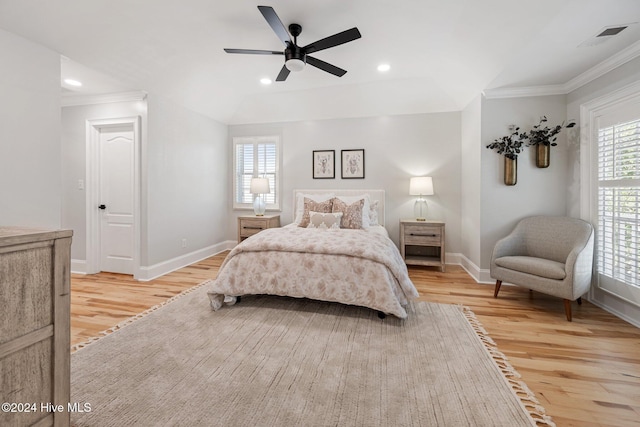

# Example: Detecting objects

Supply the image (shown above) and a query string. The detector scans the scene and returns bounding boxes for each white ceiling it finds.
[1,0,639,124]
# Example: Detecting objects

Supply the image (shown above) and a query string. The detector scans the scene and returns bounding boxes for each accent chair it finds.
[490,216,594,321]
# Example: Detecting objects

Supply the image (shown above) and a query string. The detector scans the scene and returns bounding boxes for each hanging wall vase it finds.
[536,144,550,168]
[504,156,517,186]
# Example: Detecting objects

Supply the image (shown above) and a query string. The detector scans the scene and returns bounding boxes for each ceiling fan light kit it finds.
[224,6,361,82]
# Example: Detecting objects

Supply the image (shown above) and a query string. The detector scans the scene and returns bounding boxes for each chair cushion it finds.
[495,256,566,280]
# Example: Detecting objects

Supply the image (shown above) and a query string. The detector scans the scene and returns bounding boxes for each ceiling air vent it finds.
[578,24,633,47]
[597,26,628,37]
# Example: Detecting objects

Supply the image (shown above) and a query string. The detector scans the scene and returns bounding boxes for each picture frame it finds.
[313,150,335,179]
[341,149,365,179]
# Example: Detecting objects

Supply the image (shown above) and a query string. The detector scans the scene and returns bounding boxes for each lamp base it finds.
[253,196,266,216]
[414,199,428,221]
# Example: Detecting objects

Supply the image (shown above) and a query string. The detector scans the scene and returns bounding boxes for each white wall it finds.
[61,100,148,262]
[145,93,230,267]
[0,29,61,228]
[229,112,462,252]
[480,95,570,270]
[460,96,482,273]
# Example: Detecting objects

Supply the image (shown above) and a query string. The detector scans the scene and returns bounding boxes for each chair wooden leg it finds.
[563,299,572,322]
[494,280,502,298]
[577,297,582,305]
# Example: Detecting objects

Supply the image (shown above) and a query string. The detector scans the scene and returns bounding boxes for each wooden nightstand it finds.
[400,219,445,272]
[237,214,280,242]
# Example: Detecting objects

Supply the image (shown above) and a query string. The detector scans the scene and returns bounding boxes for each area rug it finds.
[71,280,554,427]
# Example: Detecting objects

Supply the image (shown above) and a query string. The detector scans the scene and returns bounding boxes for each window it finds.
[597,116,640,293]
[233,136,280,210]
[582,84,640,312]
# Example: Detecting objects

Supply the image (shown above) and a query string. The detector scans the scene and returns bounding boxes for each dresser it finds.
[399,220,445,272]
[0,227,72,427]
[237,215,280,242]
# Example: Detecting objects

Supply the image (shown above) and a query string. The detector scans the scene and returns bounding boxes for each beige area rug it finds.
[71,280,554,427]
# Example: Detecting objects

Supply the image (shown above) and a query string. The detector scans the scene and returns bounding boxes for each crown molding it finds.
[61,90,147,107]
[484,40,640,100]
[564,39,640,93]
[482,84,566,99]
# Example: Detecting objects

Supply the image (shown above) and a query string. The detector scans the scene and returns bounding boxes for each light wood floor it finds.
[71,254,640,427]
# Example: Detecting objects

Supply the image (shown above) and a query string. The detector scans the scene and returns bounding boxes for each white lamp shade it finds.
[409,177,434,196]
[250,177,270,194]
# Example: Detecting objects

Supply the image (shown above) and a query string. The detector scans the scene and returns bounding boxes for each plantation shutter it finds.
[596,113,640,303]
[233,136,280,210]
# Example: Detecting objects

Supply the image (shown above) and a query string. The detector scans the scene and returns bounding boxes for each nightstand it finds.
[400,219,445,272]
[237,214,280,242]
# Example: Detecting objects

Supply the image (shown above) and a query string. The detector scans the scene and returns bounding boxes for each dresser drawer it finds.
[404,225,442,245]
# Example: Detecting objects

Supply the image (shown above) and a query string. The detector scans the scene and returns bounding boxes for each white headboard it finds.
[292,189,386,226]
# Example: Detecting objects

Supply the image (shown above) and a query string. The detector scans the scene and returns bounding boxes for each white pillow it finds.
[293,193,334,225]
[369,200,380,226]
[332,194,371,228]
[307,211,343,230]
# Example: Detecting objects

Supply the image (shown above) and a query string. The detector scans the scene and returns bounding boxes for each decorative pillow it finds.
[332,195,370,228]
[294,193,334,225]
[307,211,343,230]
[332,197,365,229]
[369,200,380,226]
[298,197,334,228]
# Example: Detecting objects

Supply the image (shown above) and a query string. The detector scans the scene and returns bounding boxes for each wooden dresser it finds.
[0,227,72,427]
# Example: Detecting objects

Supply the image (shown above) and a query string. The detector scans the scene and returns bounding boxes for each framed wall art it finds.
[341,149,365,179]
[313,150,335,179]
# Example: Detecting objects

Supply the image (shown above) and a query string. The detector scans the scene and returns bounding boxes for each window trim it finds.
[232,135,281,211]
[580,79,640,307]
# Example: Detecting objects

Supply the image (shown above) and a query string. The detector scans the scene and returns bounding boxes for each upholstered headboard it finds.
[292,189,386,226]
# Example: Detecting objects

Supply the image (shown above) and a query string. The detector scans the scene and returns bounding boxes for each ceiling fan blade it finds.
[306,56,347,77]
[276,65,290,81]
[258,6,292,46]
[224,48,283,55]
[303,27,361,54]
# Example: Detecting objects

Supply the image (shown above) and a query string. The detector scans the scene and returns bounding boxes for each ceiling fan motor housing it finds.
[285,43,306,69]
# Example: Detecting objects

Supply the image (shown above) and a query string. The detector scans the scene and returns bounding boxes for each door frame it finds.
[86,116,141,279]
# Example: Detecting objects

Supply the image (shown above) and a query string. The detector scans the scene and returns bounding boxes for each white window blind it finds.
[597,117,640,294]
[233,136,280,210]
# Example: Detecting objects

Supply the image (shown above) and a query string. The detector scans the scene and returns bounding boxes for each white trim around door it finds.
[86,116,142,279]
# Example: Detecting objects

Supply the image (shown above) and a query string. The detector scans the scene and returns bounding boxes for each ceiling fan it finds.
[224,5,361,81]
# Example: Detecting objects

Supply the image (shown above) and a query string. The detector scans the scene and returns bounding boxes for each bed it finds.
[207,189,419,318]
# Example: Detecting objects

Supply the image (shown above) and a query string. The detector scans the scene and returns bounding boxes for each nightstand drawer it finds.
[240,220,267,237]
[404,225,442,245]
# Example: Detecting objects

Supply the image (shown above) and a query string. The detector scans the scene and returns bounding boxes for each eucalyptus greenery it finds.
[526,116,576,147]
[485,127,528,160]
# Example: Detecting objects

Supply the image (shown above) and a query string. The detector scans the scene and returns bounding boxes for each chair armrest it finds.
[491,228,526,264]
[564,227,595,298]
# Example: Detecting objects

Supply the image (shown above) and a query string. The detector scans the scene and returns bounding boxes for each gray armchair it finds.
[490,216,594,321]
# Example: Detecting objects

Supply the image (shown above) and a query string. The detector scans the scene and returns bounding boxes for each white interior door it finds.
[98,126,134,274]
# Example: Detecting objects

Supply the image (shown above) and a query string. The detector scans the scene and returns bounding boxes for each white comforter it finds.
[208,227,419,318]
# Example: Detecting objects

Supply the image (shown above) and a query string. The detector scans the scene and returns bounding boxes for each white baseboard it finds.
[71,259,87,275]
[71,241,236,281]
[137,240,236,281]
[456,253,493,284]
[587,294,640,328]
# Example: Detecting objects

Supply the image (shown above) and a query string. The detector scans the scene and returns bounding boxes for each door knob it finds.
[98,204,106,210]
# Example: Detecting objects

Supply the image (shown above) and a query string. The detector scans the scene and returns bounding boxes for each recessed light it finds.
[260,78,272,85]
[377,63,390,72]
[64,78,82,87]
